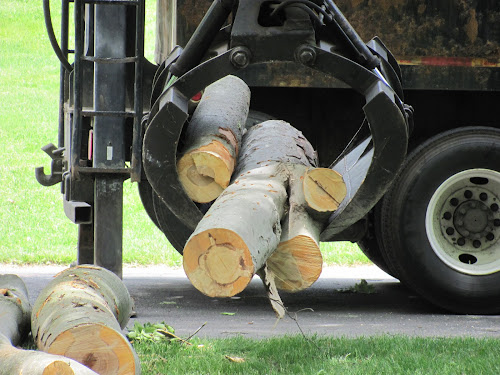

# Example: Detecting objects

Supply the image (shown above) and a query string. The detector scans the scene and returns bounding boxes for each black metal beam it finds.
[93,3,128,278]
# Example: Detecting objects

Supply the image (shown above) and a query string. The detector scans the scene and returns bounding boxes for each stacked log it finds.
[267,165,346,292]
[31,266,140,375]
[183,119,346,299]
[0,274,98,375]
[177,75,251,203]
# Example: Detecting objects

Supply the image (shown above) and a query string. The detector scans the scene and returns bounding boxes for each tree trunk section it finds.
[183,120,319,297]
[0,274,31,346]
[267,165,324,292]
[303,167,346,213]
[0,274,98,375]
[31,266,140,375]
[177,75,251,203]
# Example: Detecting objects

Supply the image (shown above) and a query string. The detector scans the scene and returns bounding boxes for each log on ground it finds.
[177,75,251,203]
[0,274,98,375]
[183,120,320,297]
[31,266,140,375]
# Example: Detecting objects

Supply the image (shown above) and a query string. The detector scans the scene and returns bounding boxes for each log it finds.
[31,266,140,375]
[183,120,319,297]
[177,75,251,203]
[303,167,346,213]
[0,274,98,375]
[267,165,324,292]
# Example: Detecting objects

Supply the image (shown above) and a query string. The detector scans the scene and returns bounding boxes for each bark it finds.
[0,274,31,346]
[183,120,318,297]
[256,265,286,319]
[267,165,324,292]
[31,266,140,375]
[0,274,98,375]
[177,75,251,203]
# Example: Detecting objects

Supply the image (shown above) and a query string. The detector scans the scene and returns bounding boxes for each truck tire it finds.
[380,127,500,313]
[357,206,399,278]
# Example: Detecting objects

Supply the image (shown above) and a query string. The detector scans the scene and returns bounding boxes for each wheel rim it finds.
[426,169,500,275]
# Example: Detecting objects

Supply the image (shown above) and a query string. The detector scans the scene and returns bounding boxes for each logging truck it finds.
[37,0,500,314]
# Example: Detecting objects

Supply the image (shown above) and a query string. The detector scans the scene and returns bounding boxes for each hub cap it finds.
[426,169,500,275]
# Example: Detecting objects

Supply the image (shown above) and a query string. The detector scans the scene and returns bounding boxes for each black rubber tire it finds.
[357,206,399,278]
[380,126,500,314]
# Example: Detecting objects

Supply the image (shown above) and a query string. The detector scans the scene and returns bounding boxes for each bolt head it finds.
[232,52,248,67]
[296,45,316,65]
[230,47,251,68]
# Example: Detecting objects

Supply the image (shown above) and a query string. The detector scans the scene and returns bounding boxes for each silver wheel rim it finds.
[426,169,500,275]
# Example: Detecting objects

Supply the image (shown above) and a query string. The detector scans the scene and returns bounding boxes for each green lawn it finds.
[0,1,367,266]
[134,335,500,375]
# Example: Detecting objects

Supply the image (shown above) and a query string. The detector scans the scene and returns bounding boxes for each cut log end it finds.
[47,324,138,375]
[267,235,323,292]
[177,141,234,203]
[42,361,77,375]
[303,168,346,212]
[183,228,255,297]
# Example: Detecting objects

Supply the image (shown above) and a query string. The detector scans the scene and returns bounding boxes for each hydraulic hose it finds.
[169,0,235,77]
[323,0,379,70]
[43,0,73,72]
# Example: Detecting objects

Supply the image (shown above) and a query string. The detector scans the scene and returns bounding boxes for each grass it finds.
[0,0,368,267]
[134,335,500,374]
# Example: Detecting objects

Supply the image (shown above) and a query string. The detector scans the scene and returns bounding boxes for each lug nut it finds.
[462,230,470,236]
[491,203,499,212]
[459,208,467,215]
[473,240,482,248]
[443,212,452,220]
[456,220,464,226]
[494,219,500,227]
[450,198,459,206]
[446,227,455,235]
[457,238,466,246]
[464,190,473,199]
[486,233,495,241]
[480,193,488,201]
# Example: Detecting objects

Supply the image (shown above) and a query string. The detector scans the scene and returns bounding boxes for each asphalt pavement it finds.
[3,264,500,339]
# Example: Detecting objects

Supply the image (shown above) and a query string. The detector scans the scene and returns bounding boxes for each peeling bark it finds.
[31,266,140,375]
[0,274,98,375]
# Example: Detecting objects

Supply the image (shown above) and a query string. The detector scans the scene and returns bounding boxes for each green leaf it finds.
[221,312,236,316]
[126,321,177,343]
